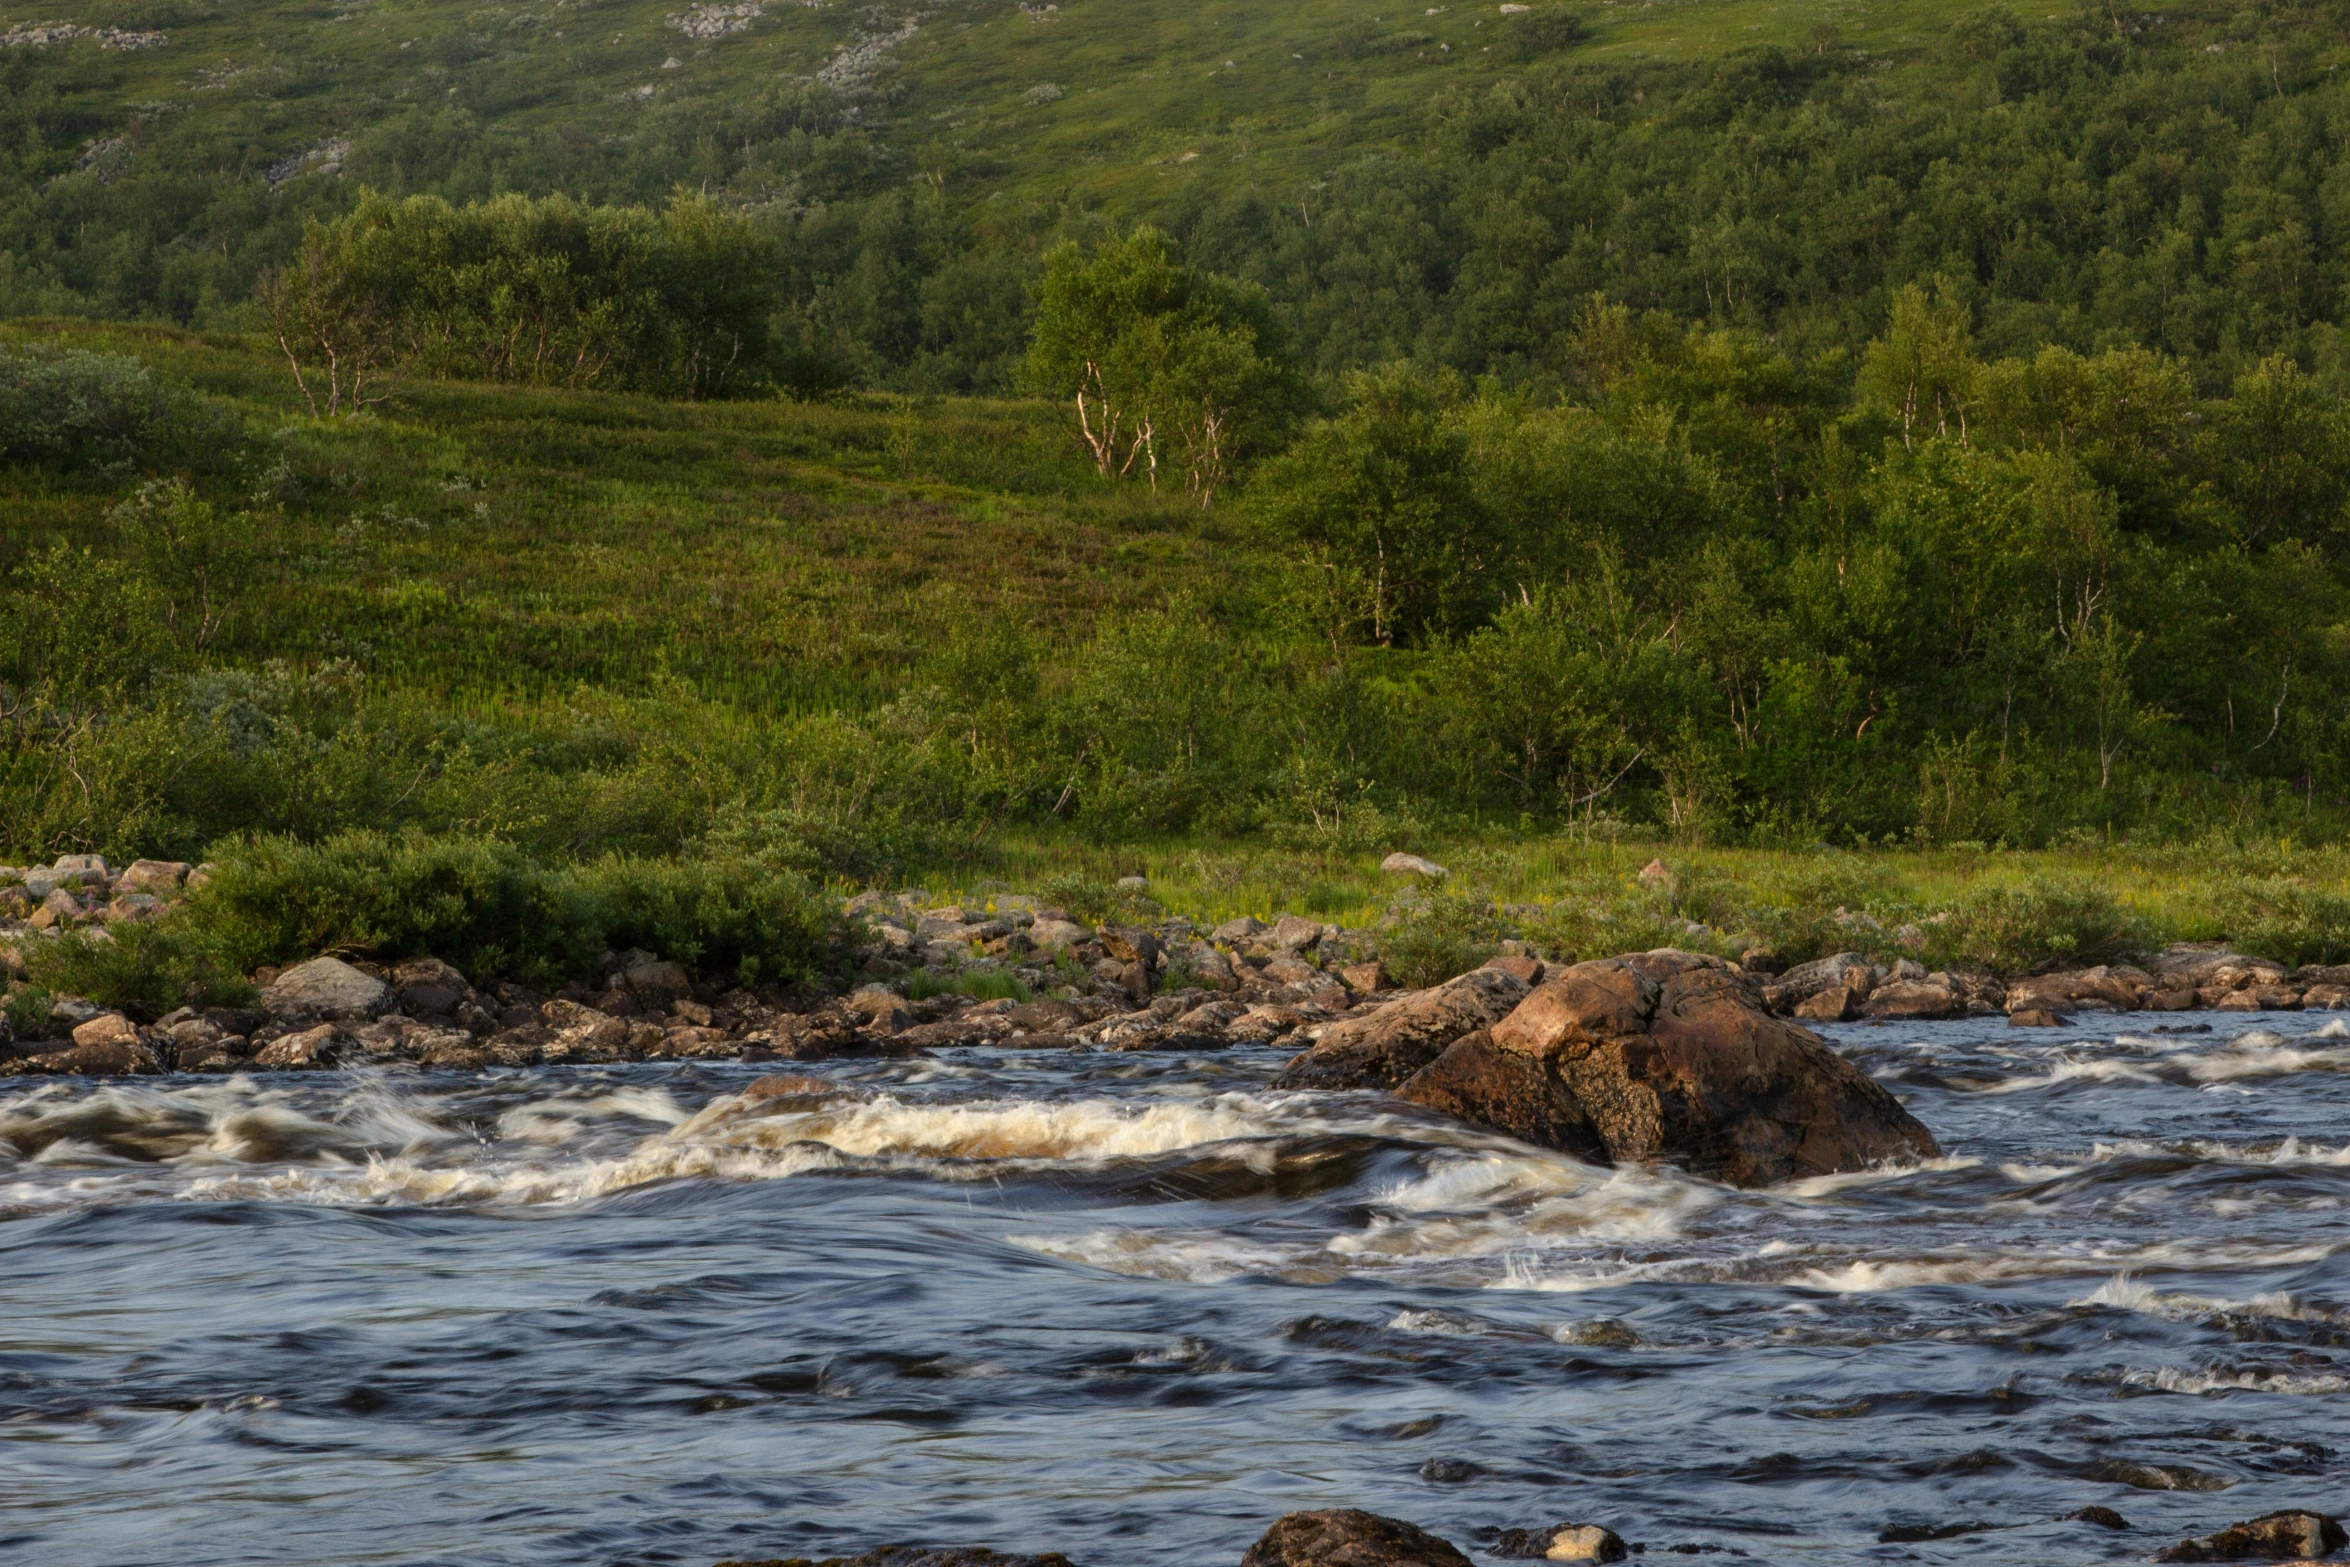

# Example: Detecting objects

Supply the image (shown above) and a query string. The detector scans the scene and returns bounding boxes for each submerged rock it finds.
[2152,1510,2346,1562]
[1488,1522,1627,1561]
[1241,1509,1474,1567]
[1391,954,1939,1188]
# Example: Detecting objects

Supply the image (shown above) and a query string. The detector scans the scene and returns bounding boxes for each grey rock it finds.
[261,957,390,1021]
[1029,918,1089,951]
[1773,951,1878,1005]
[390,957,473,1018]
[254,1024,345,1069]
[1270,914,1324,952]
[1490,1523,1627,1562]
[620,960,691,1002]
[70,1013,140,1048]
[1381,851,1449,878]
[117,859,190,893]
[2152,1509,2346,1563]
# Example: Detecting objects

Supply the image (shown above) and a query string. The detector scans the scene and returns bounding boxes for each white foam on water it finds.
[2187,1037,2350,1082]
[1779,1154,1982,1199]
[683,1089,1315,1163]
[2070,1272,2348,1324]
[1014,1141,1718,1287]
[1971,1057,2165,1094]
[2117,1364,2350,1396]
[1015,1225,1314,1284]
[496,1085,692,1145]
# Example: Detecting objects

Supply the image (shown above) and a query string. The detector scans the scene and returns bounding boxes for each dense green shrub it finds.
[155,831,845,991]
[0,346,242,473]
[2214,880,2350,968]
[22,922,254,1021]
[1498,8,1591,59]
[181,832,610,983]
[1378,885,1511,986]
[262,192,782,410]
[1922,878,2150,974]
[584,854,845,986]
[1040,873,1164,928]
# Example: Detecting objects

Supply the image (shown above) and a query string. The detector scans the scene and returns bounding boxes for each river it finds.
[7,1012,2350,1564]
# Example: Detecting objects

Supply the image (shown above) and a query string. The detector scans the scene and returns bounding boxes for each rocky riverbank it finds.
[2,861,2343,1086]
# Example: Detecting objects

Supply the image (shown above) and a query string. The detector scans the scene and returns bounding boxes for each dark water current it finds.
[9,1014,2350,1565]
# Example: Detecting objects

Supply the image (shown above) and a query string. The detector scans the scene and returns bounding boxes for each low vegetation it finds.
[3,1,2348,1006]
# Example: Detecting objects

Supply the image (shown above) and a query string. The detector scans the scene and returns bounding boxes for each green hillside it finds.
[5,0,2350,906]
[10,0,2350,389]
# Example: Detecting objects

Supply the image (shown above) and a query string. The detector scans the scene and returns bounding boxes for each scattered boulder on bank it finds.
[1241,1509,1473,1567]
[1336,951,1940,1187]
[2152,1510,2346,1563]
[262,957,391,1021]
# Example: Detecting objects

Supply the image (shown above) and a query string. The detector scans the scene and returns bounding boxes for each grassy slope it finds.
[7,0,1993,218]
[0,316,1232,712]
[7,316,2341,960]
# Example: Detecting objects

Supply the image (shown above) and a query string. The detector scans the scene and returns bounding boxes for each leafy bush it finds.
[181,832,608,984]
[22,923,253,1021]
[1739,855,1910,962]
[4,984,54,1039]
[585,855,845,986]
[1520,895,1718,966]
[1041,873,1163,928]
[0,346,242,474]
[1922,878,2150,974]
[169,832,842,988]
[1378,886,1511,986]
[2214,879,2350,967]
[1498,7,1591,58]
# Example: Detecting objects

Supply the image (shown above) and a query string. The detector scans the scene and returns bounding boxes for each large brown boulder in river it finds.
[1241,1509,1473,1567]
[1273,968,1530,1090]
[1382,952,1938,1188]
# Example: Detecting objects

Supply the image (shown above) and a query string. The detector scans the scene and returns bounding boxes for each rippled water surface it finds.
[10,1014,2350,1565]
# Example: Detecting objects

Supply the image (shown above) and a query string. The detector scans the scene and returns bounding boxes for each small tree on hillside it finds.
[1247,362,1497,647]
[260,212,404,418]
[1023,227,1295,505]
[1859,279,1978,448]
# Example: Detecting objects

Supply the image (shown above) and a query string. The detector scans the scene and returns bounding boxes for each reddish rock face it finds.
[1392,958,1939,1189]
[1240,1509,1474,1567]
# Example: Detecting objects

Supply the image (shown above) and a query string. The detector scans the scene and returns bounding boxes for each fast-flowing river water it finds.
[7,1012,2350,1566]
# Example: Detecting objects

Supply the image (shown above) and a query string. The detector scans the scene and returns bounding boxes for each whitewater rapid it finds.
[7,1013,2350,1563]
